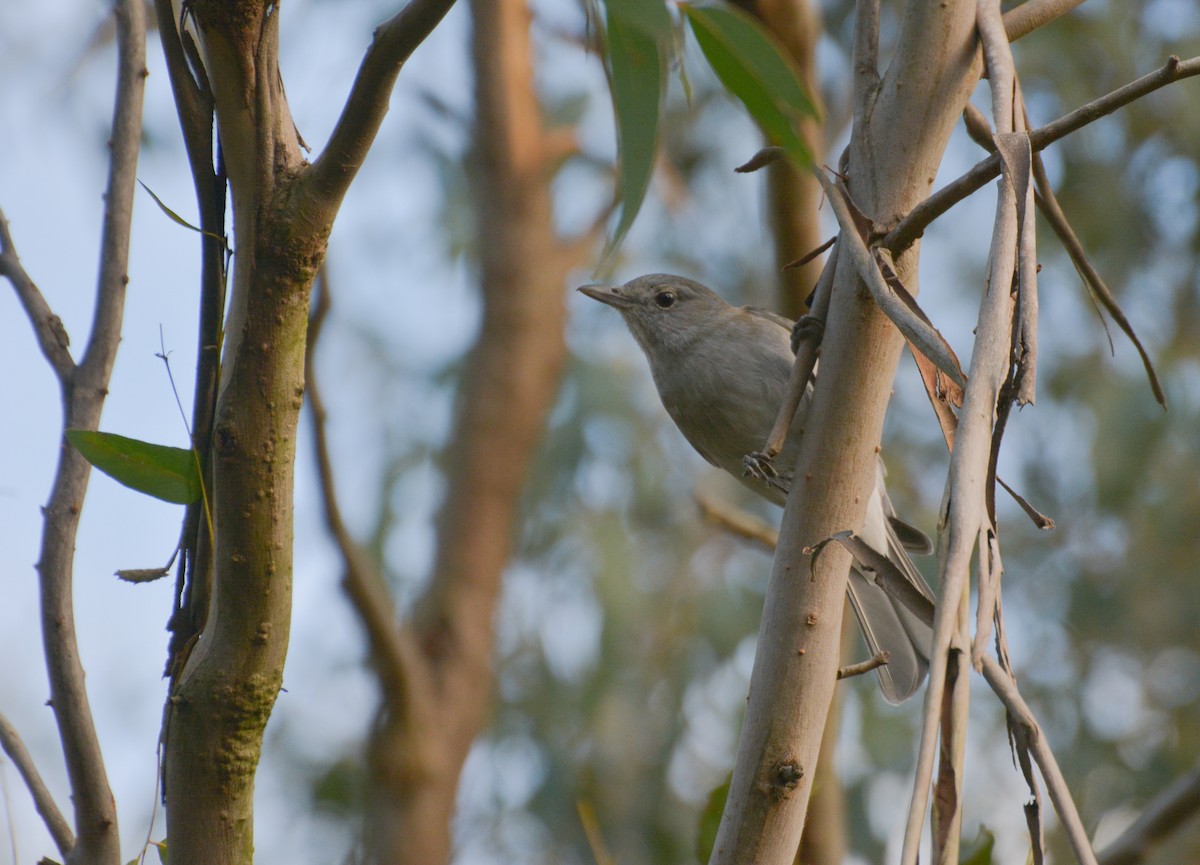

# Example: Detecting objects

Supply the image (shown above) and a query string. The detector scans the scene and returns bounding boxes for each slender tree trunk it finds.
[711,3,982,862]
[359,1,578,861]
[157,2,457,861]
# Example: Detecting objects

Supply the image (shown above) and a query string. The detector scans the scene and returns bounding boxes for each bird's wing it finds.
[843,460,935,703]
[741,305,796,334]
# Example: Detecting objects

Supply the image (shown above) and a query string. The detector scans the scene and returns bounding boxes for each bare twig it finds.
[754,252,834,462]
[0,212,74,380]
[837,652,889,680]
[306,270,421,701]
[27,2,148,861]
[816,172,966,390]
[307,0,460,206]
[0,712,74,859]
[901,105,1020,865]
[931,596,971,865]
[1030,152,1166,405]
[886,56,1200,253]
[978,0,1015,131]
[1098,767,1200,865]
[695,492,779,551]
[980,654,1100,865]
[152,0,229,683]
[1003,0,1088,42]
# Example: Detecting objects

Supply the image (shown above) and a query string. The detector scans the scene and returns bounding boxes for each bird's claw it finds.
[742,452,778,482]
[790,315,825,355]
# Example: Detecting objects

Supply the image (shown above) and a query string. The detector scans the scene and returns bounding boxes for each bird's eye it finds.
[654,291,677,309]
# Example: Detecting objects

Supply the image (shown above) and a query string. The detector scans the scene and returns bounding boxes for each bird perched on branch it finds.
[579,273,934,703]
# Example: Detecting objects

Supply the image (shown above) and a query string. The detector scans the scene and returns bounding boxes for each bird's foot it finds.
[742,451,778,483]
[790,314,825,355]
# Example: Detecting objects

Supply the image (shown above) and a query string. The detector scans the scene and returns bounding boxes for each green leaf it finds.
[960,826,996,865]
[154,839,168,865]
[138,180,228,247]
[695,774,731,864]
[600,0,669,263]
[605,0,671,41]
[66,430,201,505]
[681,2,818,168]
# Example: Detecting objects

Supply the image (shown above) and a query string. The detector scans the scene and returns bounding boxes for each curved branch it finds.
[980,655,1099,865]
[35,2,147,863]
[1098,767,1200,865]
[0,712,74,860]
[0,210,74,381]
[1003,0,1088,42]
[305,271,423,702]
[78,0,147,381]
[885,55,1200,253]
[306,0,459,207]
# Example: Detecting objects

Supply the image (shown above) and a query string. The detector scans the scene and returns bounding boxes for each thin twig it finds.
[305,268,421,704]
[900,113,1020,865]
[886,56,1200,253]
[1098,766,1200,865]
[754,252,835,462]
[815,171,966,390]
[837,652,889,681]
[1003,0,1089,42]
[1029,151,1166,406]
[978,0,1015,132]
[965,98,1166,407]
[695,492,779,551]
[0,211,75,381]
[307,0,460,205]
[980,655,1100,865]
[0,712,75,859]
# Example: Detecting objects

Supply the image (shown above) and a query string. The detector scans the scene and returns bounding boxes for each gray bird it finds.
[579,273,934,703]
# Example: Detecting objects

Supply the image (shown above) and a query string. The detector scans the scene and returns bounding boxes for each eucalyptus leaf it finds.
[600,0,669,263]
[66,429,201,505]
[682,3,818,168]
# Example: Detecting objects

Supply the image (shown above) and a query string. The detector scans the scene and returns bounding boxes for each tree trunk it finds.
[711,3,982,862]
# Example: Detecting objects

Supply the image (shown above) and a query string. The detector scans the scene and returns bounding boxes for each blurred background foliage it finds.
[2,0,1199,863]
[287,1,1200,862]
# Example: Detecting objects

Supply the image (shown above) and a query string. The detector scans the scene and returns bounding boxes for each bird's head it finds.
[578,273,731,357]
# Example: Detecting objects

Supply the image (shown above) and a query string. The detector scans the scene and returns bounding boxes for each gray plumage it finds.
[580,273,934,703]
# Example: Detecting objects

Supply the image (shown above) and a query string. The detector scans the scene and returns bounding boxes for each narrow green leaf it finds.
[601,0,669,262]
[695,774,731,864]
[154,839,168,865]
[682,3,818,168]
[138,180,228,247]
[66,430,201,505]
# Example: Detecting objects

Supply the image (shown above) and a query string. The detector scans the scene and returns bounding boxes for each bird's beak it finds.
[577,283,634,309]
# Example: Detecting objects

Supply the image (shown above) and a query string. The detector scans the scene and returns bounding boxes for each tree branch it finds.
[305,270,422,702]
[816,173,966,390]
[30,2,147,863]
[1003,0,1088,42]
[0,210,74,381]
[1098,767,1200,865]
[0,712,74,860]
[153,0,229,679]
[885,55,1200,254]
[78,0,147,382]
[900,82,1020,864]
[306,0,459,207]
[694,492,779,551]
[980,655,1099,865]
